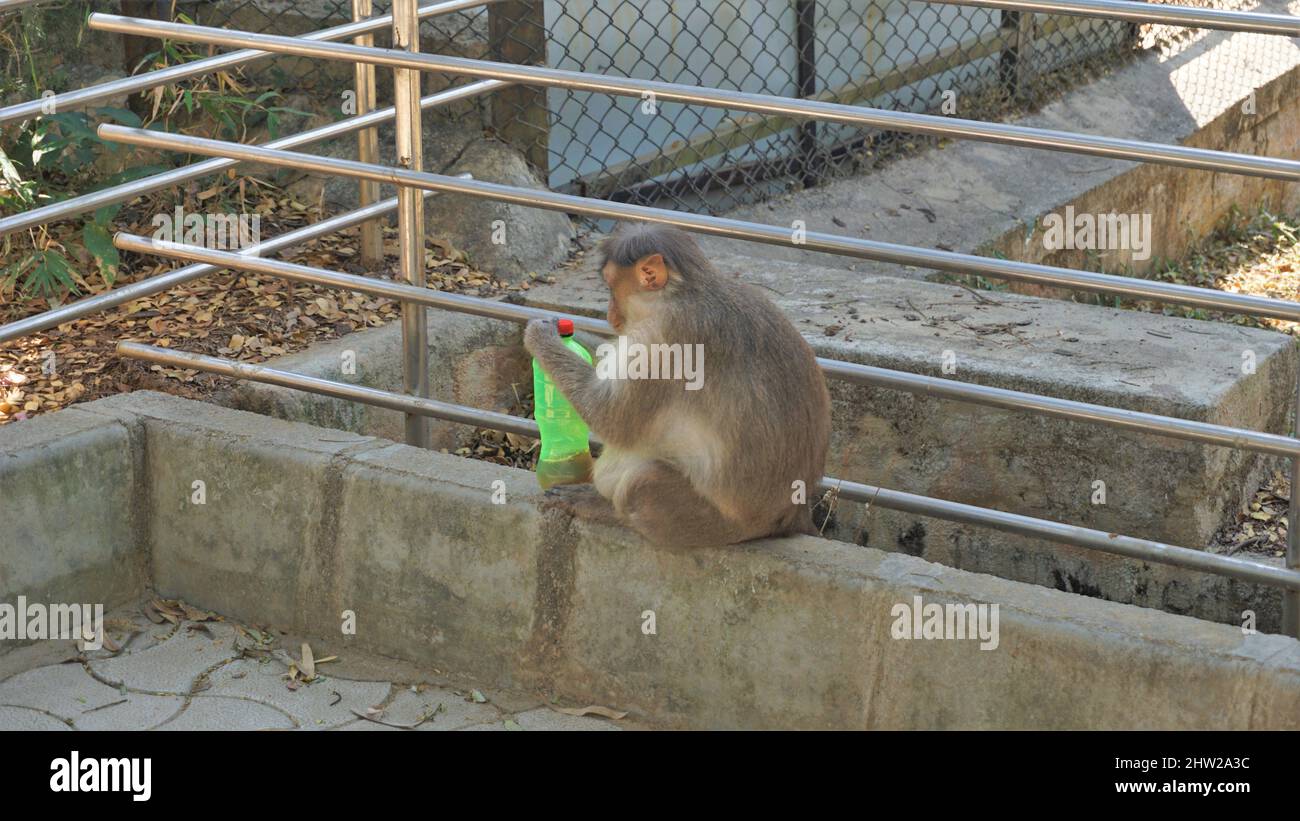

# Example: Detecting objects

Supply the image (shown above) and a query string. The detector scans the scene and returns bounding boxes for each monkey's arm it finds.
[523,318,639,443]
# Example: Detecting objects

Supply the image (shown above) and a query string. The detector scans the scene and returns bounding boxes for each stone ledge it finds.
[0,408,146,627]
[5,392,1295,728]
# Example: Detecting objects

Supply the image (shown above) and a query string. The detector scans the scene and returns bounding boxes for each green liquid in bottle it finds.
[533,319,594,490]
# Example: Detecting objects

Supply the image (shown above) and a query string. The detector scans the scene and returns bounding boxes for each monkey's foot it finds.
[540,483,621,528]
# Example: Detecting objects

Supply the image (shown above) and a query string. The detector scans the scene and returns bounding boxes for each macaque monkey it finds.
[524,222,830,548]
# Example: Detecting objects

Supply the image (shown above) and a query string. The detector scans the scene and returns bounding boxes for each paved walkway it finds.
[0,604,625,731]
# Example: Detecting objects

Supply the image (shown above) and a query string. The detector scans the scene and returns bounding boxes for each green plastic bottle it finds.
[533,318,594,489]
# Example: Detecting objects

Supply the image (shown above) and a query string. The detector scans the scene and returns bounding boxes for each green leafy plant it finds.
[136,14,308,142]
[1,7,304,307]
[1,107,168,301]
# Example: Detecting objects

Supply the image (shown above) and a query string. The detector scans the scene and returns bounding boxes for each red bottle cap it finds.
[557,318,575,336]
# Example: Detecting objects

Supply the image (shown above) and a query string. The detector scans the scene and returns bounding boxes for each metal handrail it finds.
[86,13,1300,181]
[923,0,1300,36]
[111,233,1300,461]
[96,125,1300,322]
[0,199,407,345]
[0,185,478,346]
[0,80,505,240]
[1,2,1296,634]
[0,0,502,126]
[114,340,1300,594]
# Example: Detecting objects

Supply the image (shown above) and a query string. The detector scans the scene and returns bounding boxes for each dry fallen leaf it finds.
[0,193,506,432]
[300,642,316,681]
[142,602,166,624]
[180,602,217,621]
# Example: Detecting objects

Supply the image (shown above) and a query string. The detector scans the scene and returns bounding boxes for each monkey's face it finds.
[601,261,633,332]
[602,255,668,333]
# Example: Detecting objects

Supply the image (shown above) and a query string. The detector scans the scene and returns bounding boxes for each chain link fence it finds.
[0,0,1270,218]
[488,0,1262,215]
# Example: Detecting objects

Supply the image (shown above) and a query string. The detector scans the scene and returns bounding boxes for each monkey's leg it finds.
[617,461,753,548]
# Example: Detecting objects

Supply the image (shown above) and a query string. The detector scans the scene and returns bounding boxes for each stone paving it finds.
[0,603,625,731]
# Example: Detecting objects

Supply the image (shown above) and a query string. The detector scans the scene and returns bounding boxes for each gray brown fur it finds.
[524,222,831,547]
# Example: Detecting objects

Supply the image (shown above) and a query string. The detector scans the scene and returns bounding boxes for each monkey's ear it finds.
[636,254,669,291]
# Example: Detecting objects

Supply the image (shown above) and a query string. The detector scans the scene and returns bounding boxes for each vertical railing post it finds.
[352,0,384,268]
[795,0,818,190]
[488,1,549,178]
[394,0,430,448]
[999,10,1036,103]
[1015,11,1037,102]
[1286,375,1300,637]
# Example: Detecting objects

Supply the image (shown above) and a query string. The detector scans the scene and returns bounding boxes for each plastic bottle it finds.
[533,318,594,489]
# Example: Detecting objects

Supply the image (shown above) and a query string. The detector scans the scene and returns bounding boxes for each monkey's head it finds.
[598,222,714,333]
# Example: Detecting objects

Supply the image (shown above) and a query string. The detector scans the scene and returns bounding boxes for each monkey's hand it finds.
[523,317,561,357]
[523,316,609,430]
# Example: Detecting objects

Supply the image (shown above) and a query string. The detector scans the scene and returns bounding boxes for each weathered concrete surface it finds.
[217,309,530,450]
[331,442,548,686]
[77,391,388,631]
[0,408,147,650]
[0,604,624,730]
[71,394,543,691]
[14,392,1292,729]
[222,245,1297,628]
[695,0,1300,285]
[72,391,544,685]
[557,517,1300,729]
[526,251,1298,629]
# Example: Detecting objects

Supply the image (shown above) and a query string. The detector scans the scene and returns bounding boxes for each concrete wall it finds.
[0,407,149,655]
[3,393,1296,728]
